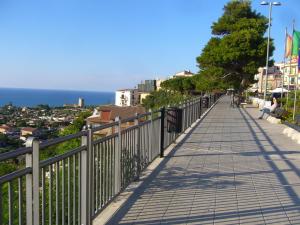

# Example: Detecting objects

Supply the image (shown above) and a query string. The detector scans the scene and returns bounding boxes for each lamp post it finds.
[261,1,281,102]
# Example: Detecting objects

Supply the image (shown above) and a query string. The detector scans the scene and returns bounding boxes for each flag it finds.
[298,50,300,69]
[292,30,300,56]
[285,34,293,58]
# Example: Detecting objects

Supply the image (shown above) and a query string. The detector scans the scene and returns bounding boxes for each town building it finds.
[252,60,300,93]
[276,59,300,90]
[255,65,283,93]
[20,127,38,137]
[0,125,11,134]
[155,78,165,90]
[115,89,139,107]
[86,105,145,136]
[78,97,85,108]
[173,70,194,78]
[137,80,156,93]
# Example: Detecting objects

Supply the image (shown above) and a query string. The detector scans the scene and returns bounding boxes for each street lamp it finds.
[261,1,281,102]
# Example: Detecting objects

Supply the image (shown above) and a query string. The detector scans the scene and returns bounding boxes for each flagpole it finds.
[288,20,295,111]
[281,28,288,107]
[293,29,298,120]
[293,65,299,121]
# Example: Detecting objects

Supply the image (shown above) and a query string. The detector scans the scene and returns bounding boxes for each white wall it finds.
[115,90,132,106]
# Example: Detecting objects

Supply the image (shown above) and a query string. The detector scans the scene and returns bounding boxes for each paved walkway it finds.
[107,96,300,225]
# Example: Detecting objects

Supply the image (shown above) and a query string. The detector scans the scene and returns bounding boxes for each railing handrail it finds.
[0,146,32,162]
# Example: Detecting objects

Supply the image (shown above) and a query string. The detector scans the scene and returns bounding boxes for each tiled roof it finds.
[87,106,146,123]
[21,127,37,132]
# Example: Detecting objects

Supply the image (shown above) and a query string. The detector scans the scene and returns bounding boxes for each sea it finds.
[0,88,115,107]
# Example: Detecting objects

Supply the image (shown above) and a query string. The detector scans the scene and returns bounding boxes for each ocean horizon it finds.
[0,87,115,107]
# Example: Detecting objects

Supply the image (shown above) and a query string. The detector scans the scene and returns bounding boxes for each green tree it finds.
[161,77,195,94]
[196,0,273,92]
[41,110,92,159]
[142,89,187,110]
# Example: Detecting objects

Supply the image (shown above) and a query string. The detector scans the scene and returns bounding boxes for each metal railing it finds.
[0,94,220,225]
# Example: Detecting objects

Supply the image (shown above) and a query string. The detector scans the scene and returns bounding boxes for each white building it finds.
[174,70,194,78]
[115,89,139,107]
[78,97,84,108]
[276,60,300,90]
[155,78,165,90]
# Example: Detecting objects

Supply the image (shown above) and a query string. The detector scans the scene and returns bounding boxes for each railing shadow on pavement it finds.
[106,97,246,225]
[239,108,300,207]
[107,99,300,225]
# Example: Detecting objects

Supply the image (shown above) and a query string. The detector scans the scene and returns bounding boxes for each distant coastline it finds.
[0,87,115,107]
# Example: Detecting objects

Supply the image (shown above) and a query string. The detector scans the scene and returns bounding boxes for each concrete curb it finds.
[283,127,300,144]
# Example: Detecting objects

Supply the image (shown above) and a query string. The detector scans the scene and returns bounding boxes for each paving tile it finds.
[105,97,300,225]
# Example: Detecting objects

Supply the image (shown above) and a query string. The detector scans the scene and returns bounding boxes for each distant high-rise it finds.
[78,97,84,108]
[137,80,156,92]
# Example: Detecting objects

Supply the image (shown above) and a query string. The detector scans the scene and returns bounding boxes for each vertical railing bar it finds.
[41,168,45,225]
[0,185,2,225]
[87,128,93,221]
[113,137,116,196]
[134,113,140,179]
[8,181,13,225]
[127,130,131,183]
[160,108,165,158]
[32,139,40,225]
[99,142,103,207]
[95,144,99,209]
[25,151,33,225]
[49,164,53,225]
[103,140,107,204]
[114,117,121,195]
[72,154,76,225]
[106,140,110,201]
[130,130,133,177]
[78,153,81,225]
[122,132,125,186]
[56,161,60,225]
[68,157,71,225]
[150,110,153,161]
[110,137,113,200]
[105,140,108,203]
[18,177,23,225]
[107,139,111,199]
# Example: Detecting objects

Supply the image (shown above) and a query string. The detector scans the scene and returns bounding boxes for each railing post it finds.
[193,98,197,123]
[199,97,202,118]
[80,128,91,225]
[114,117,121,193]
[26,146,33,225]
[134,113,141,180]
[149,109,153,161]
[191,99,194,124]
[32,139,40,225]
[87,127,93,223]
[160,108,165,158]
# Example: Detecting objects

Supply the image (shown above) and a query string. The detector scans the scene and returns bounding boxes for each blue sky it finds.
[0,0,299,92]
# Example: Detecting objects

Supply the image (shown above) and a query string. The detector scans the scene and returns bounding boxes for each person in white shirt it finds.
[258,97,278,119]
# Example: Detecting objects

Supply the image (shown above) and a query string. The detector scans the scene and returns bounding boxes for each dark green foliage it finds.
[196,0,273,91]
[142,89,187,110]
[161,77,195,94]
[41,110,92,159]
